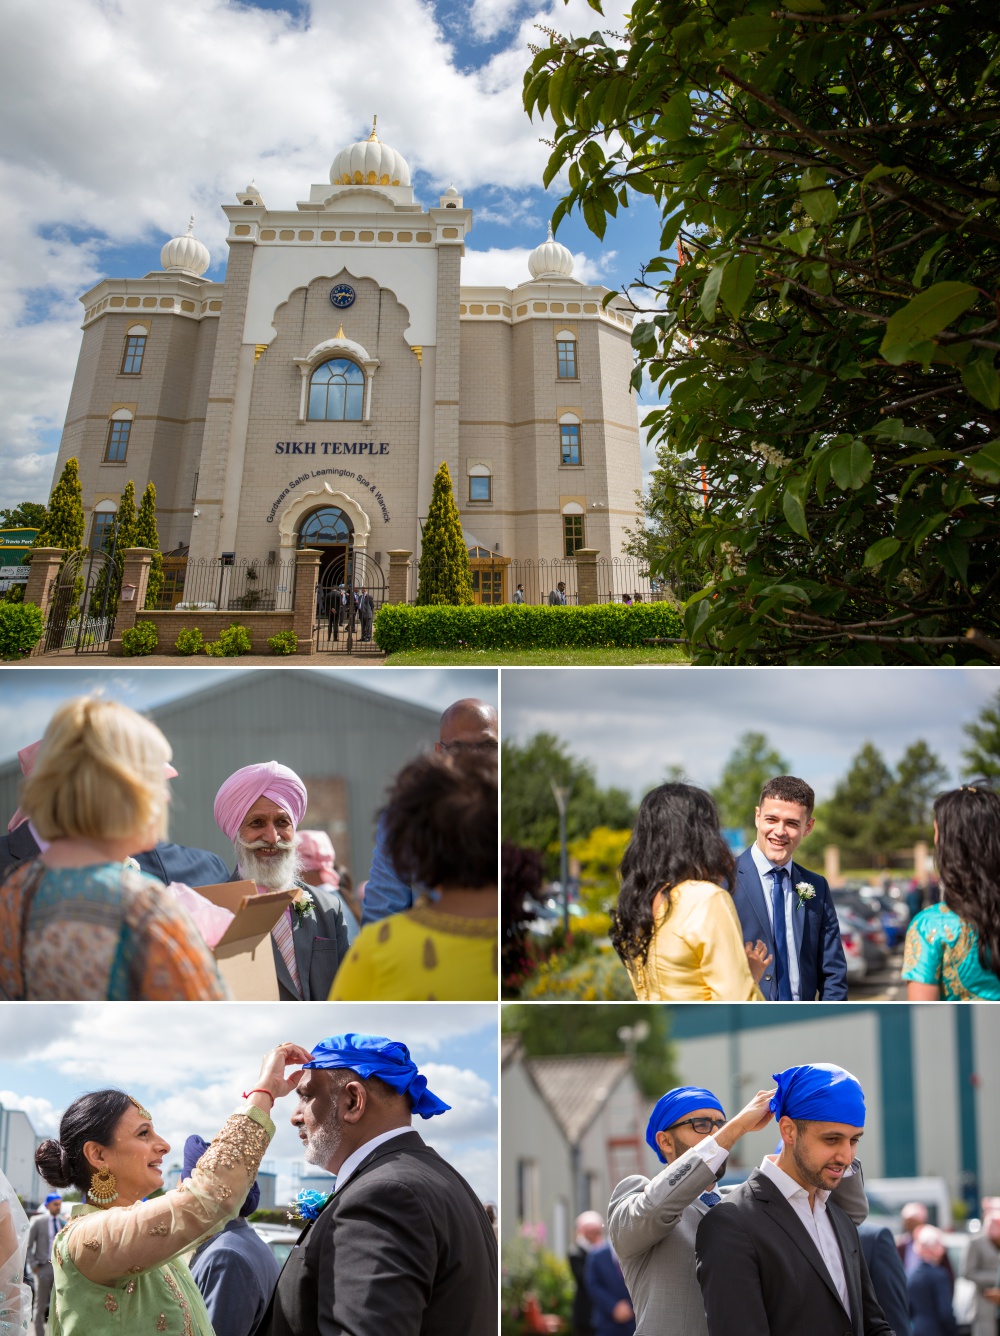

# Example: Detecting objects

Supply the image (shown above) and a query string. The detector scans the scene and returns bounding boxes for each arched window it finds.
[562,500,585,555]
[559,412,581,466]
[468,462,492,503]
[555,329,578,379]
[308,359,365,421]
[298,506,354,546]
[90,499,118,552]
[104,408,133,462]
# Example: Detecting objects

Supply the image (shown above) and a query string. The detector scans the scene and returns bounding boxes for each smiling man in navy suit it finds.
[732,776,848,1000]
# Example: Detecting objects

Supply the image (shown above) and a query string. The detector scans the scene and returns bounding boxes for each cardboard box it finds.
[196,880,292,1000]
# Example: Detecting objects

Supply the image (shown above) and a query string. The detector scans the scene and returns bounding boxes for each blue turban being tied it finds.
[183,1135,261,1216]
[303,1033,451,1119]
[645,1086,725,1163]
[770,1063,866,1126]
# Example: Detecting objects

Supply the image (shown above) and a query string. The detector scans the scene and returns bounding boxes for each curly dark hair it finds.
[934,783,1000,979]
[383,748,497,891]
[611,782,736,966]
[35,1090,133,1197]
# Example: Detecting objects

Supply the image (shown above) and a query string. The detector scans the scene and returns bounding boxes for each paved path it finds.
[5,651,386,667]
[847,945,907,1001]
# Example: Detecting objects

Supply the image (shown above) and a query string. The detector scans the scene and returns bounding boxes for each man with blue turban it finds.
[608,1084,775,1336]
[696,1063,891,1336]
[256,1033,497,1336]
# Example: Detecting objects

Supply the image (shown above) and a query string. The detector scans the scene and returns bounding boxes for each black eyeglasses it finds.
[439,740,498,753]
[669,1117,726,1134]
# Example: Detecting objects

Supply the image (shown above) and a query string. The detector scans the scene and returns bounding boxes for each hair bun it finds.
[35,1139,72,1188]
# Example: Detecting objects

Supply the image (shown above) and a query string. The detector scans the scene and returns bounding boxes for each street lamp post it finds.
[550,780,572,938]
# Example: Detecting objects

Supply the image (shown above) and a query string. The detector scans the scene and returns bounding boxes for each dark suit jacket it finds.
[908,1261,957,1336]
[227,869,349,1001]
[733,847,848,1000]
[860,1223,911,1336]
[0,822,229,890]
[584,1243,635,1336]
[696,1168,893,1336]
[569,1245,596,1336]
[254,1130,497,1336]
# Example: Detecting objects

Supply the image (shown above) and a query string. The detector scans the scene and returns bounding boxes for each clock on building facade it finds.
[329,283,356,309]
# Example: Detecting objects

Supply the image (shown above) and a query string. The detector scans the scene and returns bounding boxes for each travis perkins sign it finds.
[275,441,389,456]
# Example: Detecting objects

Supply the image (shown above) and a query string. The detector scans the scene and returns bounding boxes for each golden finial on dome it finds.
[368,114,378,142]
[336,323,345,339]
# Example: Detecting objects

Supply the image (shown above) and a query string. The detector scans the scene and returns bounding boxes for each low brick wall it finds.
[137,610,307,655]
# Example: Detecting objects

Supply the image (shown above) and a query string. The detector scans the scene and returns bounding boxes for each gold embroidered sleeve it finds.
[68,1104,275,1286]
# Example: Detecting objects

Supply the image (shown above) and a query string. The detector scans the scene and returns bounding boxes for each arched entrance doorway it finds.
[297,503,386,654]
[298,505,354,587]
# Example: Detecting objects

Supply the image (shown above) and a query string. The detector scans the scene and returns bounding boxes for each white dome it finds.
[330,120,410,188]
[161,218,210,276]
[528,222,575,280]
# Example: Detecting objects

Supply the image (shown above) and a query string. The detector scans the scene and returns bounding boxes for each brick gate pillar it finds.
[293,548,321,655]
[23,548,66,618]
[574,548,600,606]
[109,548,154,656]
[386,550,412,605]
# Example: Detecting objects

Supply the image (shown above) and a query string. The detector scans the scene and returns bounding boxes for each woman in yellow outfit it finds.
[611,783,769,1001]
[330,750,497,1000]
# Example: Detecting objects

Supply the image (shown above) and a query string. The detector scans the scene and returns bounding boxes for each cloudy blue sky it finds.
[0,1002,497,1205]
[0,0,661,511]
[501,667,1000,799]
[0,665,498,764]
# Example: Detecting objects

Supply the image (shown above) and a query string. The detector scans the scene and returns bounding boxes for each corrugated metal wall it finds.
[0,670,440,882]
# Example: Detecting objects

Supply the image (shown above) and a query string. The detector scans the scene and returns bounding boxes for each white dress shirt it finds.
[750,842,802,1000]
[759,1154,850,1315]
[333,1124,412,1193]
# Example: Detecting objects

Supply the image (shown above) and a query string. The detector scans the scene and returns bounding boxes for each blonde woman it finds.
[0,697,227,1001]
[34,1043,307,1336]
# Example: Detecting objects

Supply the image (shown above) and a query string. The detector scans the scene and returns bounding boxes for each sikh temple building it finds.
[51,125,642,589]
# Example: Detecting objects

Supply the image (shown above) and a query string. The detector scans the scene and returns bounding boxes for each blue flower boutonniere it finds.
[794,881,816,911]
[287,1188,331,1222]
[292,891,315,921]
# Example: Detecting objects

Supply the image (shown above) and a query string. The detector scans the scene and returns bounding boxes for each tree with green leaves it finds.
[34,459,84,551]
[502,732,637,875]
[525,0,1000,662]
[416,461,474,605]
[134,482,164,609]
[91,481,137,617]
[502,1002,677,1099]
[962,689,1000,784]
[711,731,790,839]
[816,738,944,866]
[884,739,949,844]
[0,502,47,530]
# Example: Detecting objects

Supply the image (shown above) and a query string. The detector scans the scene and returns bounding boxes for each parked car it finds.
[250,1222,302,1268]
[835,908,868,982]
[832,892,890,969]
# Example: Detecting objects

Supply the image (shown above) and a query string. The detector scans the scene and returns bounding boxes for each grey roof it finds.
[501,1034,522,1071]
[523,1053,631,1146]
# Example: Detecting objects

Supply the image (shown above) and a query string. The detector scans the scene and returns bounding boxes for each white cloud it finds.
[0,1089,60,1137]
[462,246,612,288]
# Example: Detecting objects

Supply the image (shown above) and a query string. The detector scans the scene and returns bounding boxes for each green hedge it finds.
[122,621,158,657]
[373,603,685,653]
[0,601,44,660]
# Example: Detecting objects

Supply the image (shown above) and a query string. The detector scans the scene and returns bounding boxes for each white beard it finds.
[235,838,301,891]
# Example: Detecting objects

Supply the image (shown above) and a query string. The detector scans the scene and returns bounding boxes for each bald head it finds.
[575,1211,604,1246]
[437,699,498,753]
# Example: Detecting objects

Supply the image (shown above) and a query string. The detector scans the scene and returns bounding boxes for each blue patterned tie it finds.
[699,1191,722,1208]
[770,867,793,1000]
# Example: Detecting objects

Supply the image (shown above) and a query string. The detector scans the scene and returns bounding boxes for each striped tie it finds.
[270,906,302,996]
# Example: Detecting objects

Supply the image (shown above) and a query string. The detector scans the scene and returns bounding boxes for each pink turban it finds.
[214,761,308,842]
[296,829,338,886]
[8,738,178,834]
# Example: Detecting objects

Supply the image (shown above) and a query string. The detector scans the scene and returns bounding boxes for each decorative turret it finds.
[330,117,411,188]
[160,218,210,276]
[528,222,575,280]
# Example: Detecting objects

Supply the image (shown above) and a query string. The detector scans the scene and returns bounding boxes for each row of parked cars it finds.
[832,883,910,983]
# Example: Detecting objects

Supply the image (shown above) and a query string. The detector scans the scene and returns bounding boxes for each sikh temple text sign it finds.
[275,441,390,456]
[267,466,391,525]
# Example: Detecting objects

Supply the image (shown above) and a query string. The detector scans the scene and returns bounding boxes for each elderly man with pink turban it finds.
[214,761,349,1001]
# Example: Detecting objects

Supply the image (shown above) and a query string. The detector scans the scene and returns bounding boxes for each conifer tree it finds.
[91,481,137,616]
[134,481,164,609]
[416,461,474,606]
[34,458,84,551]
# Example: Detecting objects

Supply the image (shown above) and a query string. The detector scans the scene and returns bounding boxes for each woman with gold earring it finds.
[33,1042,311,1336]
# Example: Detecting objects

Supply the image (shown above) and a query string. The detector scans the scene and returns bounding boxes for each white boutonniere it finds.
[293,890,315,921]
[795,882,816,910]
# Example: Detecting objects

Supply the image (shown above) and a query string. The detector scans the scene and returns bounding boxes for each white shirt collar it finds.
[759,1153,830,1207]
[750,842,791,876]
[333,1125,413,1193]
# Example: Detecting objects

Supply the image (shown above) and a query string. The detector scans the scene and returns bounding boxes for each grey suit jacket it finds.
[610,1152,869,1336]
[963,1232,1000,1336]
[228,869,349,1000]
[26,1213,63,1271]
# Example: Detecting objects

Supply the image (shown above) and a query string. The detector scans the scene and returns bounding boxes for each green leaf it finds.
[961,356,1000,410]
[795,374,828,416]
[547,64,569,125]
[727,15,780,50]
[582,194,607,241]
[880,282,979,365]
[801,188,839,225]
[659,211,684,252]
[830,440,873,490]
[776,227,815,256]
[700,262,728,323]
[863,536,901,568]
[659,91,692,141]
[781,475,811,540]
[861,164,901,187]
[718,254,758,320]
[912,237,947,290]
[911,512,949,548]
[969,439,1000,482]
[938,535,970,586]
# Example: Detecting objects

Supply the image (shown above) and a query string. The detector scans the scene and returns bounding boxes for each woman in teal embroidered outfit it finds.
[902,784,1000,1001]
[33,1042,311,1336]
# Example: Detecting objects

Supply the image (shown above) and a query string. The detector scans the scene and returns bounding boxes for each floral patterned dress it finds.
[902,903,1000,999]
[50,1104,273,1336]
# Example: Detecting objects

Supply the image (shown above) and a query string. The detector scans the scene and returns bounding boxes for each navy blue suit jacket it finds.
[859,1222,911,1336]
[584,1244,635,1336]
[0,821,228,890]
[908,1260,956,1336]
[733,847,848,1000]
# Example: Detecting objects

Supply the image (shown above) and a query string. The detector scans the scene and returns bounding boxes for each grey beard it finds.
[235,839,301,891]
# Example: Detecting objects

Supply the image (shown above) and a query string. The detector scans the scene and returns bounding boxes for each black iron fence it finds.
[150,558,297,613]
[404,556,696,607]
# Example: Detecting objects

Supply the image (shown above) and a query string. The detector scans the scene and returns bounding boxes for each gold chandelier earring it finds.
[89,1165,118,1206]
